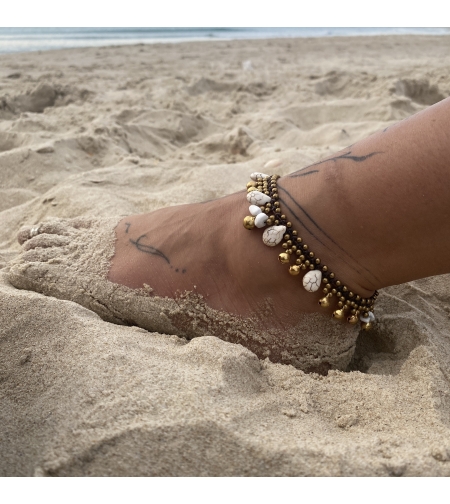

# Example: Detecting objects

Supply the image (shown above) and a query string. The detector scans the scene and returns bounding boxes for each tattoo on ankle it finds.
[278,185,381,284]
[125,222,131,233]
[130,234,170,264]
[289,150,382,178]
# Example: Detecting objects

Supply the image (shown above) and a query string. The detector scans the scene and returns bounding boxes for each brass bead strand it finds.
[244,173,377,328]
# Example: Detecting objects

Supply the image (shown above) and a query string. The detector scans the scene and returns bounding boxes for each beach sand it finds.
[1,35,450,476]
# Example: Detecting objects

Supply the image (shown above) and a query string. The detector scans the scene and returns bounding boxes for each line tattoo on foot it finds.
[130,234,171,264]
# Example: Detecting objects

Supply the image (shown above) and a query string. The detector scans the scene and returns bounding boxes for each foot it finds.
[7,181,368,374]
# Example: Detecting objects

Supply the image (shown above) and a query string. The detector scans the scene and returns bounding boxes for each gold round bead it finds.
[361,322,373,331]
[336,280,341,286]
[332,289,337,294]
[309,264,315,270]
[284,234,290,240]
[303,244,308,250]
[309,252,314,258]
[329,273,335,279]
[300,255,305,261]
[289,265,301,276]
[304,260,310,267]
[286,240,292,246]
[347,315,359,325]
[286,222,292,228]
[315,258,321,264]
[243,216,255,229]
[296,258,302,265]
[247,187,258,193]
[322,266,328,272]
[337,301,343,308]
[342,286,348,292]
[323,288,328,293]
[301,264,307,270]
[278,252,290,264]
[281,215,286,220]
[291,245,297,252]
[282,243,288,249]
[297,237,302,243]
[246,181,256,188]
[296,250,301,256]
[323,278,328,284]
[292,230,297,236]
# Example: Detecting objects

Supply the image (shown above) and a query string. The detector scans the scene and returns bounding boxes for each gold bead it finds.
[301,264,307,270]
[303,244,308,250]
[332,309,345,320]
[309,264,315,270]
[329,273,335,279]
[296,258,302,265]
[304,260,310,267]
[297,237,302,243]
[292,230,297,236]
[296,250,301,256]
[278,252,290,264]
[337,301,343,308]
[347,315,359,324]
[326,283,331,289]
[281,215,286,220]
[282,243,288,249]
[260,206,265,211]
[319,296,330,308]
[264,191,270,195]
[289,265,301,276]
[349,292,354,298]
[264,208,270,214]
[286,240,292,246]
[243,216,255,229]
[323,288,328,293]
[274,202,280,207]
[284,234,290,240]
[332,289,337,294]
[286,222,292,228]
[247,187,258,193]
[246,181,256,188]
[322,266,328,272]
[275,220,280,225]
[309,252,314,258]
[336,280,341,286]
[323,278,328,284]
[315,258,321,264]
[342,286,348,292]
[291,245,297,252]
[287,249,293,255]
[361,322,373,331]
[300,255,305,261]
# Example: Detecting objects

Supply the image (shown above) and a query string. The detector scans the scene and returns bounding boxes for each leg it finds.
[8,98,450,373]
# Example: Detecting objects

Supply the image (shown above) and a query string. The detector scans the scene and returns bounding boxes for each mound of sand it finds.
[1,35,450,476]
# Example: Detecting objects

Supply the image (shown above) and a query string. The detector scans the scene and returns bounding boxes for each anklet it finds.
[243,172,377,330]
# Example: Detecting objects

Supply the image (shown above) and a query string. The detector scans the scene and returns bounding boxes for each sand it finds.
[1,35,450,476]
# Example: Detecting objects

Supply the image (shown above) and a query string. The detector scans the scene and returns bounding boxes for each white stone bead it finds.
[255,213,268,228]
[368,311,375,322]
[247,191,271,206]
[264,159,282,170]
[360,315,370,323]
[262,225,286,246]
[302,270,322,293]
[249,205,262,216]
[250,172,269,181]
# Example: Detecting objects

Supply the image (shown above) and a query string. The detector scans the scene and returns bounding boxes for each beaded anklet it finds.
[243,172,378,330]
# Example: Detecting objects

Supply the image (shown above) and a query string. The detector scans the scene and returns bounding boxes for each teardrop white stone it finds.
[249,205,262,216]
[255,213,268,228]
[368,311,375,322]
[264,159,282,170]
[250,172,269,181]
[262,225,286,246]
[247,191,271,205]
[360,314,370,323]
[302,270,323,293]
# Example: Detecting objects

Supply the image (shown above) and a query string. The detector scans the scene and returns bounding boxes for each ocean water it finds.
[0,27,448,54]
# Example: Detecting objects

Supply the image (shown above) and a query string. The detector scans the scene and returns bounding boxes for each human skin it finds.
[108,97,450,322]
